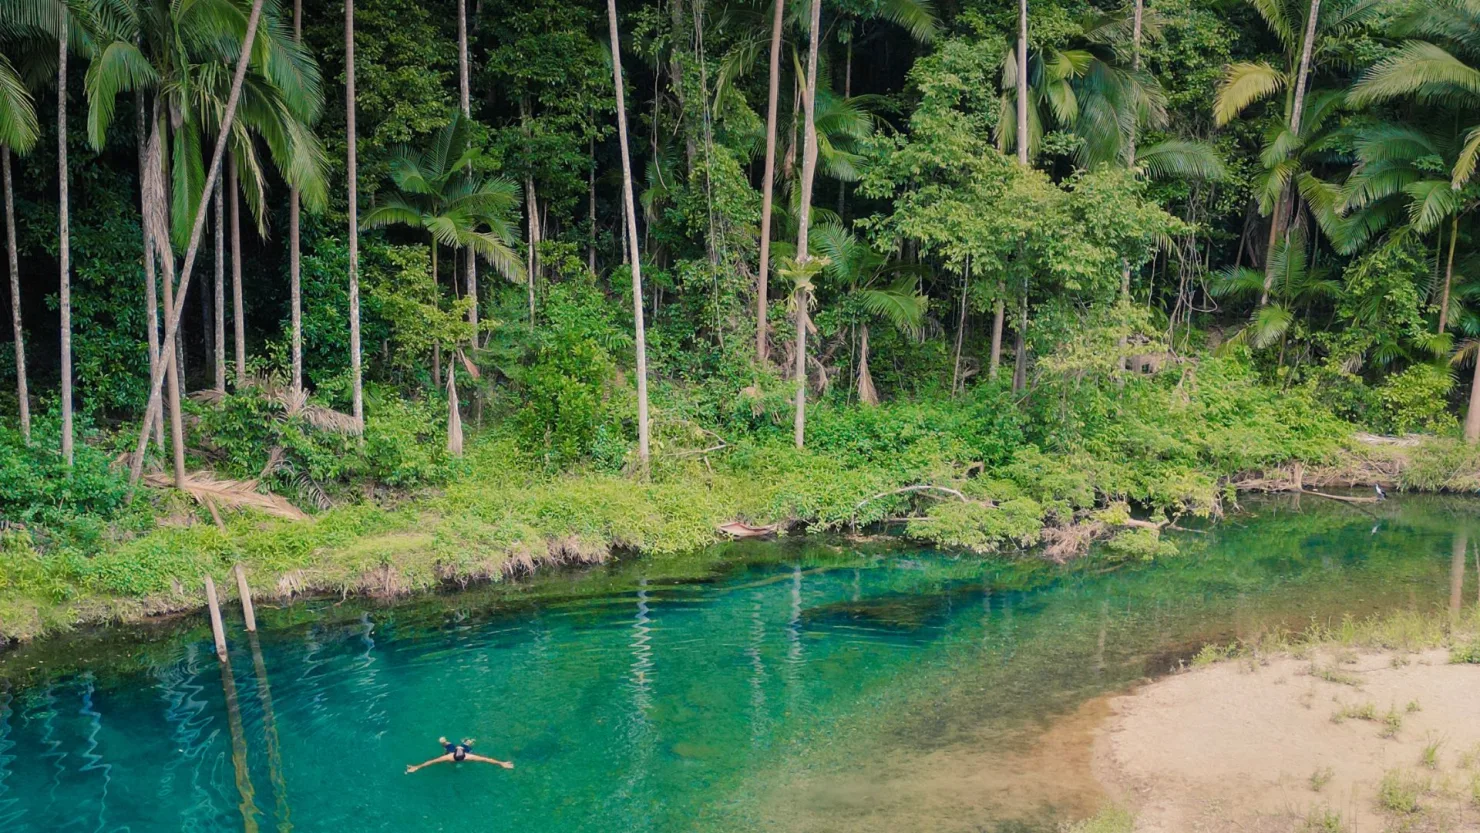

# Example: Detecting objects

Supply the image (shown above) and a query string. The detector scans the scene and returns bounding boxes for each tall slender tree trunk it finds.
[1440,213,1459,334]
[756,0,783,366]
[1012,295,1028,392]
[58,22,74,467]
[346,0,364,429]
[588,136,597,273]
[670,0,696,174]
[989,298,1005,379]
[1467,347,1480,443]
[1118,0,1144,373]
[793,0,822,449]
[229,153,246,386]
[135,94,164,445]
[458,0,477,346]
[995,0,1030,383]
[857,323,878,405]
[214,174,227,391]
[144,107,189,486]
[952,258,969,395]
[1016,0,1029,167]
[2,147,27,444]
[607,0,652,470]
[431,242,441,388]
[1450,529,1468,619]
[1262,0,1321,306]
[525,174,539,327]
[290,0,304,393]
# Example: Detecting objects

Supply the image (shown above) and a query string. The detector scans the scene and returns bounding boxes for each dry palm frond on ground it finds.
[143,471,308,520]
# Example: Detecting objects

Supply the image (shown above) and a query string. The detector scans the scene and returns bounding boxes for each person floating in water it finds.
[406,737,514,773]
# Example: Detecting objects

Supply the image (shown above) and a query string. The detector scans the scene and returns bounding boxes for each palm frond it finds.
[1214,62,1287,126]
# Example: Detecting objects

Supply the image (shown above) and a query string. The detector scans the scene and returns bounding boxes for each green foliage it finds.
[0,411,143,548]
[194,385,451,499]
[1375,364,1457,435]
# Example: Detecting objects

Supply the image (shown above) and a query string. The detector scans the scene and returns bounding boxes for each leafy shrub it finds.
[1375,364,1456,435]
[0,412,143,547]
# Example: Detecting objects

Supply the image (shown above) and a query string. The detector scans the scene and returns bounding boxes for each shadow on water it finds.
[0,494,1477,832]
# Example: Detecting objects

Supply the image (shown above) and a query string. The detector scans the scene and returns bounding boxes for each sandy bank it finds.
[1093,648,1480,832]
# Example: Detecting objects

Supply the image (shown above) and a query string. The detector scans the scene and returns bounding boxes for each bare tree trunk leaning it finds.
[128,0,272,489]
[793,0,823,449]
[2,147,27,444]
[989,297,1005,379]
[145,106,189,486]
[58,22,75,467]
[756,0,784,366]
[607,0,652,470]
[346,0,365,429]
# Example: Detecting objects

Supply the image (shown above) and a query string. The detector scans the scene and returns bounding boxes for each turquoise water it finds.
[0,495,1475,832]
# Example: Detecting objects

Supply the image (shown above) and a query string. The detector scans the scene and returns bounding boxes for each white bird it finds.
[1374,484,1386,501]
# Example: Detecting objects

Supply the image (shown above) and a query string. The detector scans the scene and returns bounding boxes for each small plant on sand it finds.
[1310,766,1335,792]
[1310,663,1362,687]
[1451,634,1480,664]
[1381,705,1404,738]
[1331,702,1377,724]
[1192,643,1236,667]
[1420,736,1444,769]
[1459,743,1480,769]
[1470,772,1480,806]
[1059,805,1133,833]
[1299,806,1347,833]
[1405,699,1421,713]
[1378,769,1425,814]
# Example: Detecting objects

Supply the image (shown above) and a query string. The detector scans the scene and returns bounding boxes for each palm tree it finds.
[793,0,822,449]
[127,0,274,488]
[721,0,936,367]
[1320,122,1478,334]
[606,0,652,469]
[347,0,363,430]
[1214,0,1379,305]
[0,49,35,444]
[812,223,927,404]
[456,0,476,346]
[362,112,524,381]
[1210,227,1343,362]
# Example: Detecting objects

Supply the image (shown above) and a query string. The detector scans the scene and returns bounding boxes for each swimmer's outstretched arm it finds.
[465,753,514,769]
[405,754,454,774]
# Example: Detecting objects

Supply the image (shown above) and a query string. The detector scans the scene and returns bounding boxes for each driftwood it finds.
[717,521,778,539]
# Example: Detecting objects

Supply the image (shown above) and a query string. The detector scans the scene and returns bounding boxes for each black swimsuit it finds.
[445,742,471,761]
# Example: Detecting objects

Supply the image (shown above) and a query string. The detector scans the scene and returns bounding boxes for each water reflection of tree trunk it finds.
[1095,599,1110,675]
[1452,530,1469,620]
[248,633,292,832]
[0,688,21,829]
[785,565,803,714]
[218,657,261,832]
[77,674,115,831]
[747,595,767,748]
[621,576,657,832]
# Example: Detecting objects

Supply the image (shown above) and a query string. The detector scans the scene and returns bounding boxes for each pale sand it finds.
[1093,649,1480,832]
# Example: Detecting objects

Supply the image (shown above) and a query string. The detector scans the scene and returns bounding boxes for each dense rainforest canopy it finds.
[4,0,1480,564]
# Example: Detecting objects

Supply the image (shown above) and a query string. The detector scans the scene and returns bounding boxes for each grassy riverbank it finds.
[4,357,1480,645]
